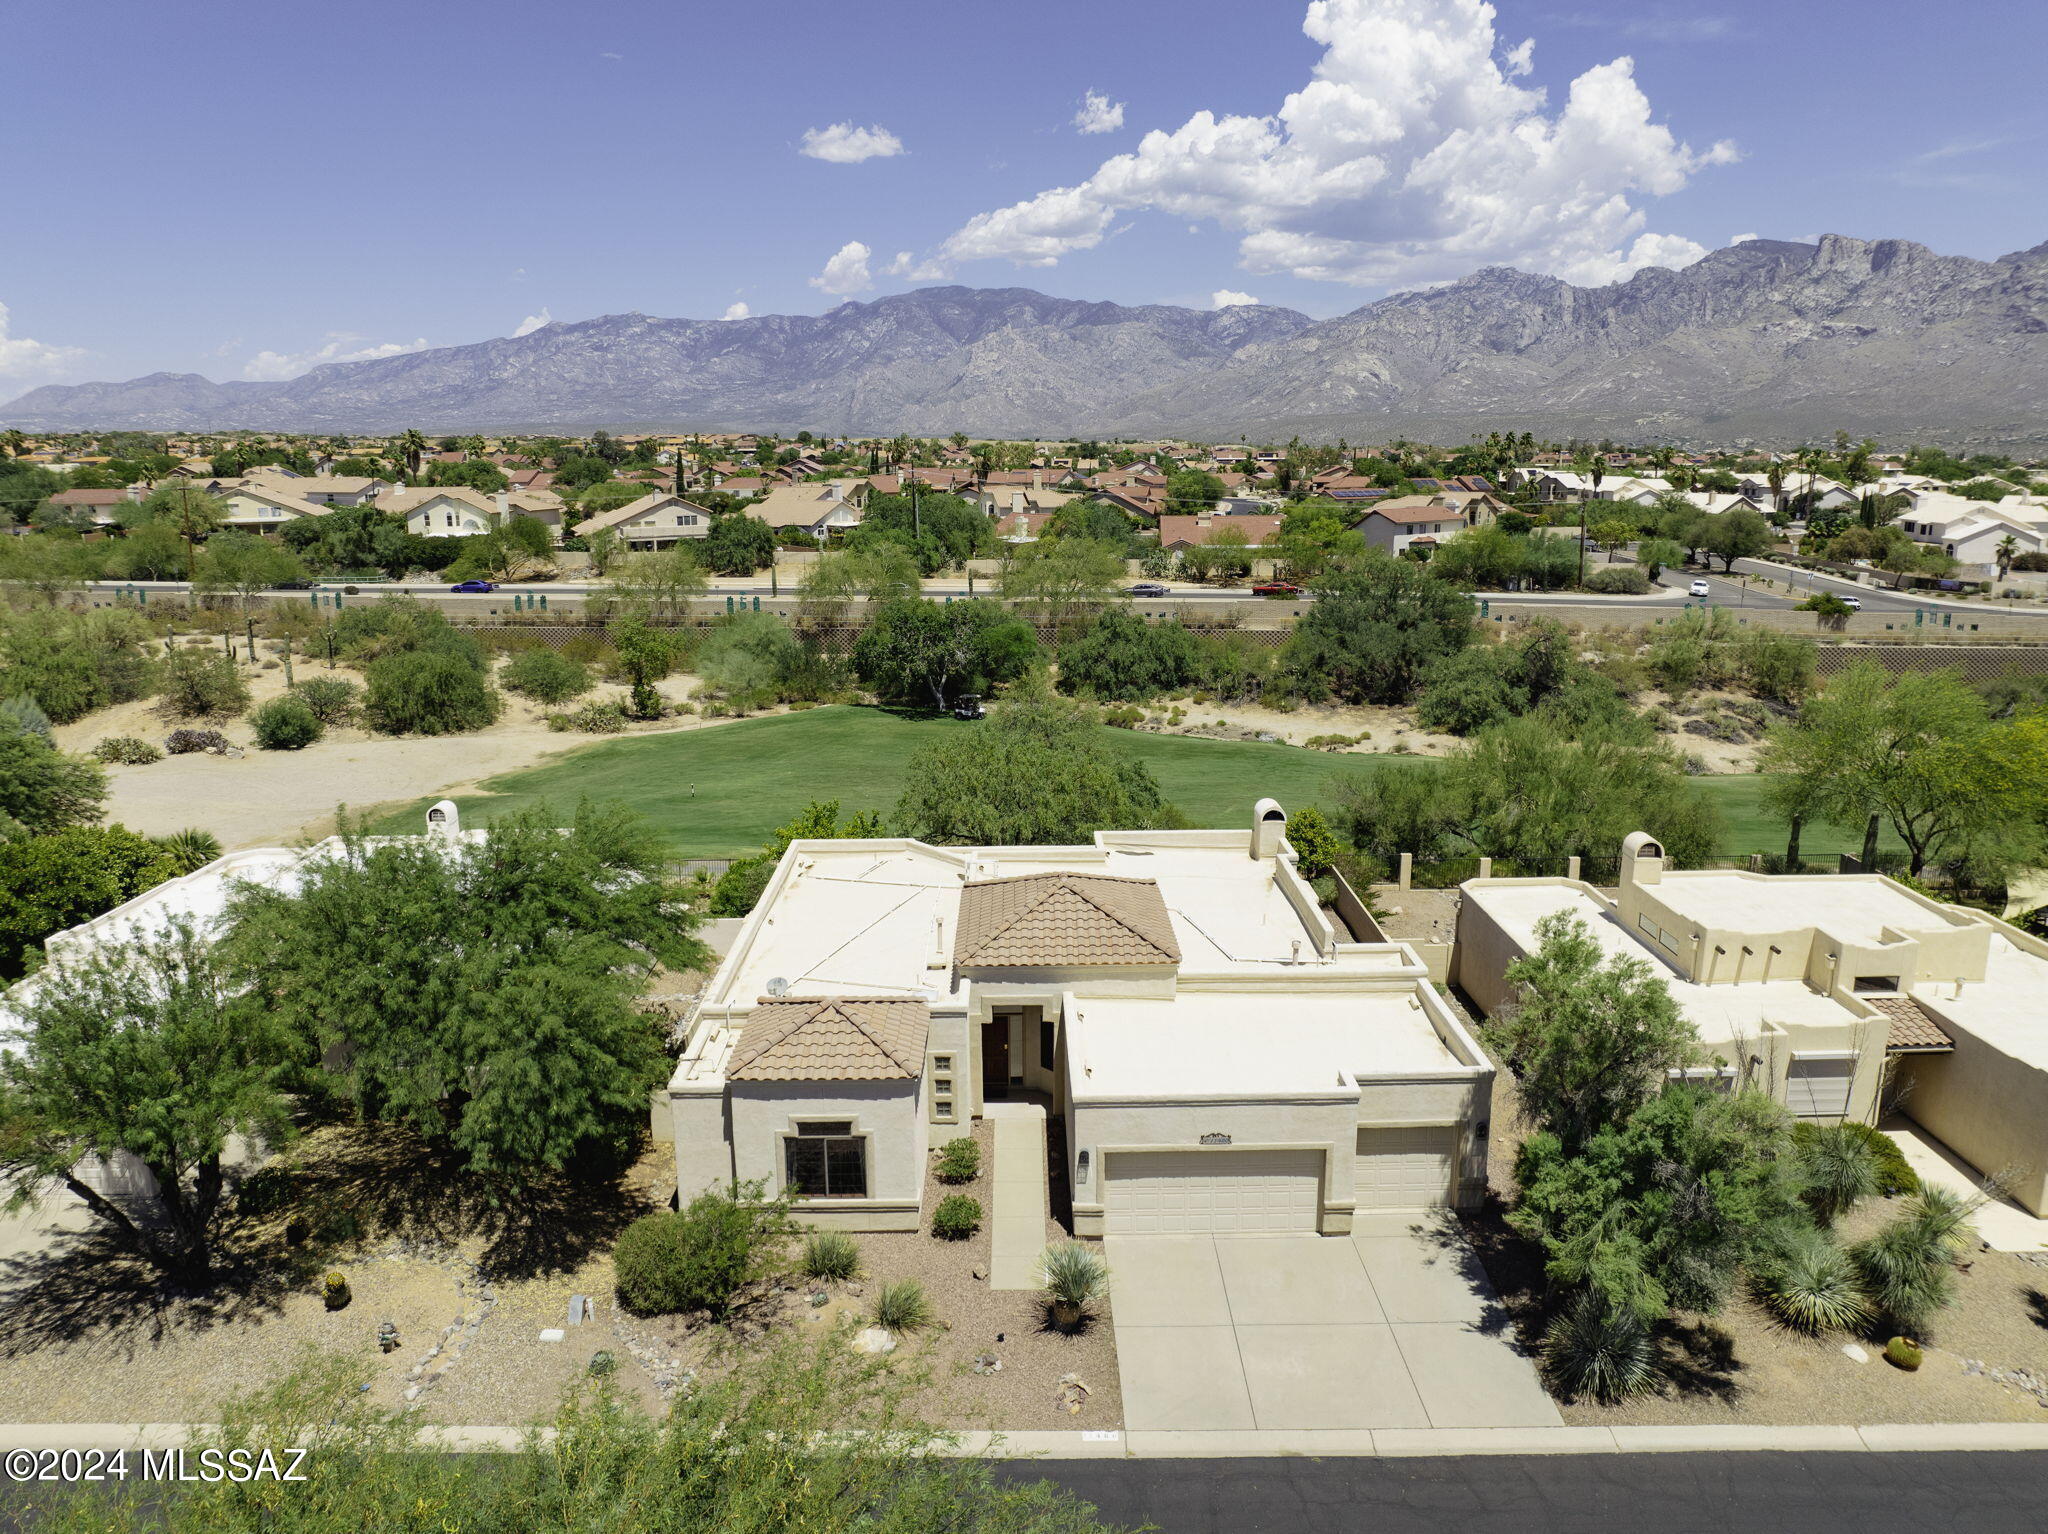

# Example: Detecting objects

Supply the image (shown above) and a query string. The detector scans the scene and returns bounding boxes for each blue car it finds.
[449,579,495,593]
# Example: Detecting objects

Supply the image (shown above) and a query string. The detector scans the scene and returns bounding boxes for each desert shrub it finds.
[800,1229,862,1282]
[0,696,52,739]
[1584,564,1650,595]
[1851,1189,1978,1333]
[1541,1288,1661,1402]
[164,728,231,754]
[502,647,591,704]
[612,1181,796,1318]
[363,649,500,735]
[153,827,223,874]
[1790,1121,1880,1226]
[92,735,162,765]
[548,699,629,733]
[1038,1240,1110,1320]
[1284,804,1343,879]
[157,647,250,719]
[931,1194,982,1241]
[1755,1227,1872,1332]
[872,1278,934,1331]
[1737,628,1816,704]
[289,675,360,724]
[250,695,324,750]
[934,1137,982,1184]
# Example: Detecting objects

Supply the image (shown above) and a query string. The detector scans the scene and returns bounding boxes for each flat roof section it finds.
[1464,883,1856,1048]
[1069,989,1466,1100]
[1652,871,1971,946]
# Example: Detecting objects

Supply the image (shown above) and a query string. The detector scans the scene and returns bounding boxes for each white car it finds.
[1841,593,1862,610]
[1688,578,1711,597]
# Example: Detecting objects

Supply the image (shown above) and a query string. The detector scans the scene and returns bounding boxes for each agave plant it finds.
[1851,1188,1980,1333]
[1541,1288,1661,1403]
[1038,1241,1111,1330]
[154,827,224,876]
[1757,1228,1872,1333]
[1792,1122,1880,1227]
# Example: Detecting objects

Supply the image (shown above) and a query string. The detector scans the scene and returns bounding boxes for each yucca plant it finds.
[1541,1288,1661,1402]
[800,1229,861,1282]
[154,827,224,876]
[871,1278,933,1333]
[1038,1241,1111,1330]
[1756,1227,1872,1333]
[1851,1188,1979,1333]
[1791,1122,1880,1227]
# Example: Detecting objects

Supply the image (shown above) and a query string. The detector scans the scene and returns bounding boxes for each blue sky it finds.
[4,0,2045,391]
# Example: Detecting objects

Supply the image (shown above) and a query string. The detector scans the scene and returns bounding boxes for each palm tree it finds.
[2,428,24,459]
[1767,461,1786,514]
[1997,534,2020,581]
[397,428,427,481]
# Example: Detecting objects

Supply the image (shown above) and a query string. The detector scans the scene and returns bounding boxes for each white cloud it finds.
[799,123,905,163]
[930,0,1736,290]
[1212,288,1261,308]
[0,301,85,379]
[1074,91,1126,135]
[722,301,751,321]
[241,333,428,382]
[1730,231,1759,245]
[512,307,553,337]
[808,241,875,296]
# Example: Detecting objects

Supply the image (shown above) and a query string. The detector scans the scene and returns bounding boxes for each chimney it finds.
[1032,469,1043,491]
[426,800,461,839]
[1620,831,1664,887]
[494,491,510,521]
[1011,490,1025,515]
[1252,798,1287,860]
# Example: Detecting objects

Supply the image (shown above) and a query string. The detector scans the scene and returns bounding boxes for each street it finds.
[999,1451,2048,1534]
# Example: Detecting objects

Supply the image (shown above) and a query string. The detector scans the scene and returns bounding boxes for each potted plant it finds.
[1038,1241,1110,1332]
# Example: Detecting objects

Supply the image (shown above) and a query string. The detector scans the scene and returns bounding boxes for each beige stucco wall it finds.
[728,1078,929,1232]
[1899,1018,2048,1216]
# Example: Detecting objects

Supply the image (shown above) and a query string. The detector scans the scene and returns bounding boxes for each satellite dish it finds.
[766,977,790,998]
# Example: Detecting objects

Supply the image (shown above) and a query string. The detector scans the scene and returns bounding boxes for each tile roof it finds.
[1869,995,1955,1052]
[727,997,930,1081]
[955,873,1180,968]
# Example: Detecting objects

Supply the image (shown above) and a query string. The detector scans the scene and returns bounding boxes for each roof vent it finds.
[766,977,790,998]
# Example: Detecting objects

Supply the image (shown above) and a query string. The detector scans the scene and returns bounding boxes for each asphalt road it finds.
[1000,1451,2048,1534]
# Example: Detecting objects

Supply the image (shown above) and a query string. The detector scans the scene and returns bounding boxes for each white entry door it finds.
[1786,1055,1856,1119]
[1355,1126,1458,1209]
[1104,1149,1323,1236]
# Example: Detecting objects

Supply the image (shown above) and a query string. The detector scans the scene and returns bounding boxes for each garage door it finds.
[1104,1149,1323,1236]
[1786,1056,1856,1119]
[1355,1126,1458,1209]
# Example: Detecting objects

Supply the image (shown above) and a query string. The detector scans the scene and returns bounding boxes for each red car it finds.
[1252,581,1301,596]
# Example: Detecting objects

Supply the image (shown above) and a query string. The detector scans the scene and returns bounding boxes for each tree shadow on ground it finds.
[2025,1287,2048,1332]
[1656,1316,1743,1402]
[0,1124,662,1360]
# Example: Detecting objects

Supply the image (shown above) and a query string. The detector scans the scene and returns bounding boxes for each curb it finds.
[9,1421,2048,1459]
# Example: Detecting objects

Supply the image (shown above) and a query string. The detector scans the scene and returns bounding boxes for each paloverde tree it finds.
[852,598,1038,710]
[0,919,294,1276]
[193,529,307,624]
[1286,550,1474,704]
[894,687,1180,845]
[225,803,708,1184]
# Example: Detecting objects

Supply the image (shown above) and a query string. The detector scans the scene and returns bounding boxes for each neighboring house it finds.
[573,492,715,549]
[746,480,866,539]
[45,486,138,524]
[666,802,1494,1234]
[506,469,557,494]
[1895,494,2048,567]
[215,480,328,530]
[1155,513,1282,551]
[1512,469,1670,504]
[1738,471,1855,511]
[992,510,1053,543]
[1353,492,1503,555]
[245,468,389,506]
[381,486,507,538]
[714,476,767,498]
[1454,833,2048,1217]
[973,485,1080,519]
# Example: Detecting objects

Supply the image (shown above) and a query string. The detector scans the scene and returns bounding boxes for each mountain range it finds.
[8,235,2048,448]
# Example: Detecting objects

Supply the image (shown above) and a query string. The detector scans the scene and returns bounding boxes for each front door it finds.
[981,1019,1010,1100]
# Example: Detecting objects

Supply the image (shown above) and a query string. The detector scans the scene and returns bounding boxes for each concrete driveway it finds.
[1105,1215,1560,1432]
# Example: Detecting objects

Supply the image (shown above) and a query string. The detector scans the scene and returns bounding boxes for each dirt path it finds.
[53,667,752,851]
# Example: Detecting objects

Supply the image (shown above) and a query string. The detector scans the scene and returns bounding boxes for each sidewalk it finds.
[984,1102,1049,1290]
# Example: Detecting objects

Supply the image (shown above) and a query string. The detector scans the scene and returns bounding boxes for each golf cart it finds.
[951,694,985,721]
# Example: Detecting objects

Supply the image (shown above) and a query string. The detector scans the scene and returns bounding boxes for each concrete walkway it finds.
[1106,1217,1560,1434]
[1887,1116,2048,1252]
[985,1102,1049,1290]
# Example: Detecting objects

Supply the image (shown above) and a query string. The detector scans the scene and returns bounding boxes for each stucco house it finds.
[574,492,716,550]
[215,480,328,531]
[381,486,510,539]
[244,468,391,506]
[1354,492,1503,555]
[1455,834,2048,1216]
[745,481,866,540]
[666,803,1494,1236]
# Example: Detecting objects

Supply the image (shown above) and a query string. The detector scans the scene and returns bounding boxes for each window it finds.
[1039,1016,1056,1071]
[784,1122,866,1198]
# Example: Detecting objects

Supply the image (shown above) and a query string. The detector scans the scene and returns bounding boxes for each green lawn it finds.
[367,704,1885,862]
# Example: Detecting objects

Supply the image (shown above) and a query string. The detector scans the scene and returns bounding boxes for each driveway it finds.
[1105,1215,1560,1432]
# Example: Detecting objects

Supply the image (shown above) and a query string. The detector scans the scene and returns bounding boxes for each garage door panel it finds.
[1106,1149,1323,1236]
[1356,1126,1456,1210]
